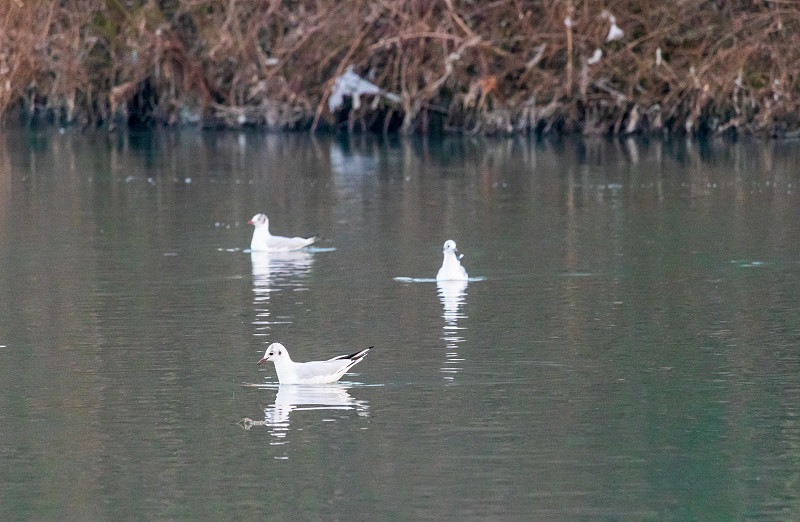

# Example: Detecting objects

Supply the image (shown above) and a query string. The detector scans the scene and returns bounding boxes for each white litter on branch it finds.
[656,47,662,67]
[564,15,574,28]
[588,48,603,65]
[329,66,401,113]
[602,11,624,42]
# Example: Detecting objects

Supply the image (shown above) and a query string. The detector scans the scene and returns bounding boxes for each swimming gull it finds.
[436,240,469,281]
[256,342,371,384]
[248,213,317,252]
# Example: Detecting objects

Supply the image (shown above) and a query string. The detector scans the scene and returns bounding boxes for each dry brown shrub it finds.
[1,0,800,135]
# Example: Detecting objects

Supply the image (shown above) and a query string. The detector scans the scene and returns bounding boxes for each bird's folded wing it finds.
[292,360,349,381]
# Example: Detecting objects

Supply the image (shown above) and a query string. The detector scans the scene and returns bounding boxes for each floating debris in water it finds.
[731,260,765,268]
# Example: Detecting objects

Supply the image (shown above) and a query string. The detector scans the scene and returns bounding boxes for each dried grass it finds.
[2,0,800,135]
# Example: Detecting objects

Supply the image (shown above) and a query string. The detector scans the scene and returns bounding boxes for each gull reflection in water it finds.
[437,279,468,383]
[240,384,369,449]
[251,250,313,337]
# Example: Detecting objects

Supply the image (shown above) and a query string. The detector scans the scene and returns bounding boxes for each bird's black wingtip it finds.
[340,347,373,360]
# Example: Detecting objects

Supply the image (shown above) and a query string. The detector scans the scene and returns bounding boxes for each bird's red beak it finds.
[248,219,254,225]
[256,357,269,365]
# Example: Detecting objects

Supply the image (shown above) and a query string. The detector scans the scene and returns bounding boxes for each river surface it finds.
[1,128,799,520]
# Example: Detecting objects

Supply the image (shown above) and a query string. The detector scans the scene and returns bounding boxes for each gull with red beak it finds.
[257,343,372,384]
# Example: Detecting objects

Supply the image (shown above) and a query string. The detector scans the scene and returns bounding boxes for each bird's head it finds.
[248,213,269,227]
[257,342,286,365]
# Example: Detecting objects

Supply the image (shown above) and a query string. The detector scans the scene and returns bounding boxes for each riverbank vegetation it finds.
[3,1,800,136]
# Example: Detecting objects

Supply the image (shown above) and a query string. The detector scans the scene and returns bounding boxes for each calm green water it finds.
[1,128,799,520]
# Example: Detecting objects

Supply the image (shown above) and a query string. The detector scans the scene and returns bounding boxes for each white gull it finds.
[256,342,371,384]
[248,213,317,252]
[436,240,469,281]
